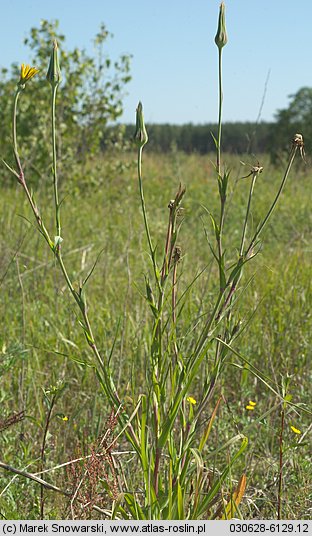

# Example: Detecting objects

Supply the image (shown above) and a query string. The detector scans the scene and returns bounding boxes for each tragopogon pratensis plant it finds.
[1,3,309,521]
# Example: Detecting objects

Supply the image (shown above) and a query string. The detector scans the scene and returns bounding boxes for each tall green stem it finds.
[245,145,298,258]
[137,147,160,292]
[216,48,223,176]
[40,392,57,519]
[216,47,225,293]
[12,88,53,247]
[277,406,285,519]
[12,90,20,161]
[194,290,224,359]
[48,80,114,403]
[239,172,257,257]
[51,85,61,239]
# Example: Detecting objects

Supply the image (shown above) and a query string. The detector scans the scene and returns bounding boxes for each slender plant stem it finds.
[194,290,223,359]
[277,406,285,520]
[216,47,226,294]
[137,144,163,451]
[217,201,225,292]
[137,147,160,292]
[40,393,56,519]
[217,147,299,321]
[51,85,61,239]
[172,249,180,359]
[153,444,161,497]
[0,461,69,495]
[48,84,104,380]
[216,48,223,175]
[154,207,175,376]
[12,89,53,247]
[245,145,298,257]
[161,207,173,282]
[239,172,257,257]
[48,82,108,379]
[12,89,22,168]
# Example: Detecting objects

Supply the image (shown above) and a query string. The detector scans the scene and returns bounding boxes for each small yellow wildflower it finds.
[62,416,69,422]
[19,64,39,86]
[290,425,301,435]
[187,396,197,405]
[246,400,256,411]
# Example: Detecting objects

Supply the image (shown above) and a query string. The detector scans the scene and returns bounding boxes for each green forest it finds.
[123,121,273,155]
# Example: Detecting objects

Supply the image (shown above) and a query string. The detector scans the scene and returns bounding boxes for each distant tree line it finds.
[119,87,312,160]
[122,121,273,155]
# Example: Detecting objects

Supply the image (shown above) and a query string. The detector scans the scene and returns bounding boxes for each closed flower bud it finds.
[46,40,62,87]
[215,3,228,50]
[134,102,148,148]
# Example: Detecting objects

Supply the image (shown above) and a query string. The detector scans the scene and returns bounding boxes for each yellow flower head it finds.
[290,425,301,435]
[62,415,69,422]
[187,396,197,406]
[19,64,39,87]
[246,400,256,411]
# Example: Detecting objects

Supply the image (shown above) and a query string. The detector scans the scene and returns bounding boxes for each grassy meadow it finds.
[0,149,311,519]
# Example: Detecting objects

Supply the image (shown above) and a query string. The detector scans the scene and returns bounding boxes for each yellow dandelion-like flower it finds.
[62,415,69,422]
[19,64,39,86]
[290,425,301,435]
[187,396,197,405]
[246,400,256,410]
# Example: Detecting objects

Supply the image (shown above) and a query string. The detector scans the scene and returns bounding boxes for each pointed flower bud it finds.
[46,40,62,87]
[215,3,228,50]
[134,102,148,148]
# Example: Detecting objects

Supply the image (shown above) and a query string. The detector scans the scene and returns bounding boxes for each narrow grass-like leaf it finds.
[199,396,222,452]
[123,493,146,520]
[177,481,185,520]
[81,247,105,289]
[220,473,247,519]
[2,159,19,178]
[193,436,248,518]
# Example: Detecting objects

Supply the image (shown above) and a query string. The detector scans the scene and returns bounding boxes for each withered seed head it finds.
[173,246,182,263]
[292,133,306,161]
[293,133,304,147]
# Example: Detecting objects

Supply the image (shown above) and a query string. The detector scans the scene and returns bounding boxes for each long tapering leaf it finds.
[193,435,248,518]
[220,473,247,519]
[199,396,222,452]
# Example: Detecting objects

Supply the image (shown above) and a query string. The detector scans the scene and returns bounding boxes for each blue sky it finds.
[1,0,312,125]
